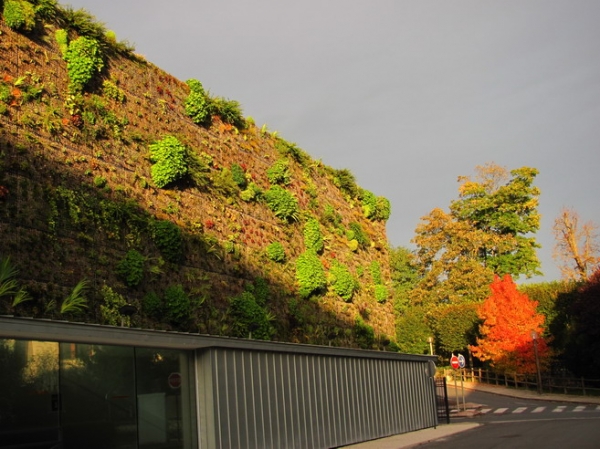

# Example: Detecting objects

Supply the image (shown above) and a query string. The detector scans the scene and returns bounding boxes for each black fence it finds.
[445,368,600,397]
[434,377,450,424]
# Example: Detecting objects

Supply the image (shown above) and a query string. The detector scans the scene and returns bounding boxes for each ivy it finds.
[149,135,188,188]
[295,250,326,298]
[264,185,299,222]
[266,241,286,263]
[303,218,323,253]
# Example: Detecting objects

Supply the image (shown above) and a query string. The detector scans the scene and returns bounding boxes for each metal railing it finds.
[445,368,600,397]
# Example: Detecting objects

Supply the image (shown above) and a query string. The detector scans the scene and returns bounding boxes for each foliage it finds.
[561,269,600,377]
[102,79,125,102]
[552,207,600,281]
[3,0,35,31]
[347,222,369,248]
[99,285,128,326]
[395,306,432,354]
[60,279,89,315]
[322,203,342,227]
[0,256,31,310]
[115,250,145,287]
[246,277,270,306]
[151,220,182,263]
[240,182,262,202]
[428,303,479,356]
[470,274,549,374]
[374,284,388,303]
[142,291,163,320]
[149,135,188,188]
[274,138,309,166]
[264,185,299,222]
[303,218,323,253]
[164,284,190,325]
[266,241,286,263]
[360,189,391,221]
[332,169,359,198]
[389,246,419,313]
[64,36,104,93]
[328,260,356,302]
[369,261,382,284]
[211,167,239,197]
[184,79,211,126]
[211,97,245,129]
[295,250,326,298]
[266,158,291,185]
[230,163,247,189]
[230,291,274,340]
[353,316,375,349]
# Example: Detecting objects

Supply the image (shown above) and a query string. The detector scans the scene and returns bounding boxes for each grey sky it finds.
[64,0,600,282]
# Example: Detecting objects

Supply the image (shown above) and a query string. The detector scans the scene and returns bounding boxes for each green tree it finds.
[389,246,419,313]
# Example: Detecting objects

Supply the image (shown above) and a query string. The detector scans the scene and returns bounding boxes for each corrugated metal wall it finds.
[196,348,437,449]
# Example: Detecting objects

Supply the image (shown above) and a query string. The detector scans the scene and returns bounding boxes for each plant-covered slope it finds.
[0,1,397,349]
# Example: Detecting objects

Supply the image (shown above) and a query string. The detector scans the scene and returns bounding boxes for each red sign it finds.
[450,355,460,370]
[168,372,182,389]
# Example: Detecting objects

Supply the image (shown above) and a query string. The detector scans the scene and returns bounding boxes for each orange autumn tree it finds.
[470,274,550,374]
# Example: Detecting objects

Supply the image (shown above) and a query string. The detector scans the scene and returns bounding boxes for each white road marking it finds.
[512,407,527,414]
[494,408,509,414]
[480,408,492,414]
[531,407,545,413]
[573,406,586,412]
[552,406,567,413]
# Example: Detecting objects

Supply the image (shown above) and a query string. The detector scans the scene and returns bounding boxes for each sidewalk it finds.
[340,380,600,449]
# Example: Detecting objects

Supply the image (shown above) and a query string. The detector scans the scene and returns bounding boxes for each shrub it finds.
[211,97,245,129]
[360,189,391,221]
[266,241,286,263]
[264,185,299,222]
[230,163,247,188]
[247,277,270,306]
[323,203,342,227]
[149,136,188,188]
[303,218,323,253]
[184,79,211,126]
[333,169,359,198]
[64,36,104,93]
[328,261,356,302]
[240,182,262,202]
[295,250,326,298]
[230,291,274,340]
[266,159,291,185]
[348,222,369,248]
[102,79,125,102]
[374,284,389,303]
[274,138,309,166]
[115,250,145,287]
[99,285,128,326]
[164,284,190,325]
[354,316,375,349]
[142,291,163,320]
[3,0,36,31]
[151,219,182,263]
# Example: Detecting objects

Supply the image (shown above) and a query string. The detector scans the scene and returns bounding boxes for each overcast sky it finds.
[64,0,600,283]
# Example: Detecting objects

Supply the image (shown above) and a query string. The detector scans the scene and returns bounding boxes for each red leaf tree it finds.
[470,274,550,374]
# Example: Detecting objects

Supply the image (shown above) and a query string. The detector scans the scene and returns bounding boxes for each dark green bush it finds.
[266,241,286,263]
[115,250,145,287]
[295,250,326,298]
[264,185,299,222]
[354,316,375,349]
[149,136,188,188]
[151,220,182,263]
[164,284,190,325]
[142,291,163,320]
[230,291,274,340]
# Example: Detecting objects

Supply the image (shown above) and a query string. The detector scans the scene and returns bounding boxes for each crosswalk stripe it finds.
[480,408,492,414]
[512,407,527,414]
[532,406,545,413]
[573,406,586,412]
[596,406,600,411]
[552,406,567,413]
[494,408,509,414]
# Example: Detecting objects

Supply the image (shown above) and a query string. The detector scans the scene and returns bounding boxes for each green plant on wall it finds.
[374,284,389,303]
[3,0,36,31]
[229,291,274,340]
[149,135,188,188]
[354,316,375,349]
[211,97,246,129]
[64,36,104,93]
[55,28,68,55]
[266,241,286,263]
[266,158,291,185]
[328,260,356,302]
[164,284,190,325]
[184,79,211,126]
[274,138,309,167]
[240,182,262,202]
[142,291,163,320]
[347,222,370,248]
[115,250,145,287]
[370,261,382,284]
[295,250,326,298]
[360,189,391,221]
[333,168,359,199]
[230,163,247,189]
[99,285,129,326]
[151,219,182,263]
[303,218,323,253]
[102,79,125,102]
[264,185,299,222]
